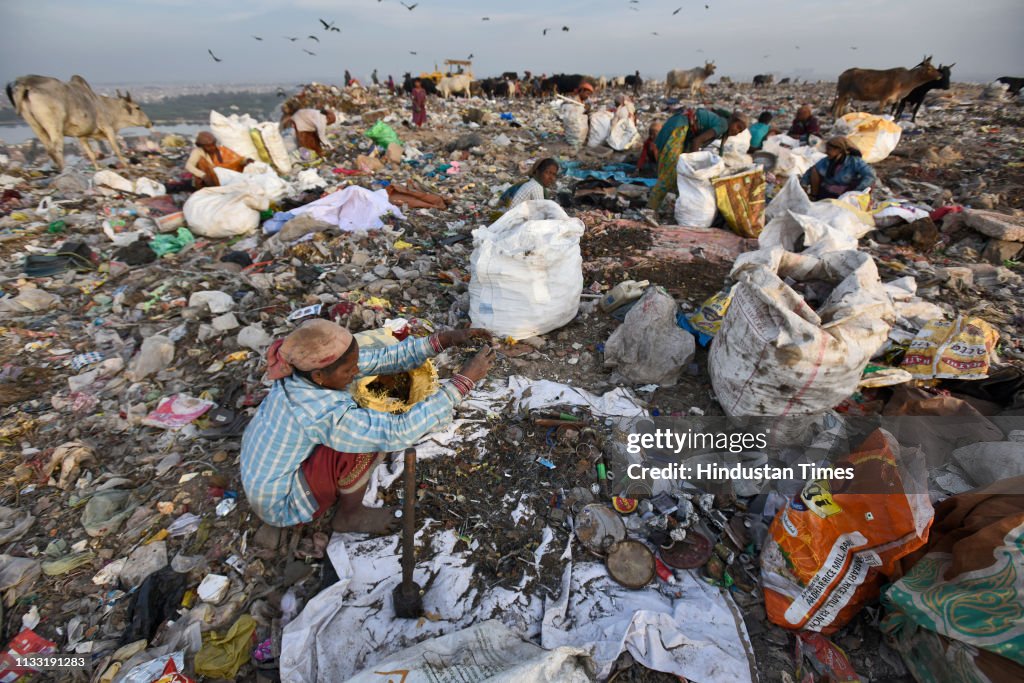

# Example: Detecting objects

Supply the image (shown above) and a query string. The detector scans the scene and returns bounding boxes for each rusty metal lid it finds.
[575,503,625,555]
[659,530,714,569]
[605,540,655,589]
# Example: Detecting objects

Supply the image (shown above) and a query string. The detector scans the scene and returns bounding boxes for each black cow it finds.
[997,76,1024,96]
[753,74,774,86]
[477,78,515,98]
[540,74,588,95]
[893,63,953,121]
[501,71,519,82]
[624,70,643,95]
[401,73,438,95]
[778,77,792,85]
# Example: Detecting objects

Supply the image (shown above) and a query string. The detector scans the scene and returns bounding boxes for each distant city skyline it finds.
[2,0,1021,87]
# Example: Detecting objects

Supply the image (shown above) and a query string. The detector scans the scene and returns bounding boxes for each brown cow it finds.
[831,56,942,118]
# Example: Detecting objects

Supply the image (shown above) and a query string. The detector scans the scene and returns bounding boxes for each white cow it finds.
[6,74,152,170]
[437,74,473,98]
[665,61,717,97]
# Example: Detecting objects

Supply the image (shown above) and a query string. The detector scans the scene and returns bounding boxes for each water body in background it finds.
[0,123,210,145]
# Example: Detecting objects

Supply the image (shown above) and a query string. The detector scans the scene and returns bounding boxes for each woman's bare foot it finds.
[331,505,399,534]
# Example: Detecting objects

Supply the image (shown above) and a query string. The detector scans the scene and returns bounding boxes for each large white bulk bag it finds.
[586,111,613,148]
[709,247,895,416]
[833,112,902,163]
[469,200,585,340]
[673,151,725,228]
[183,184,269,238]
[209,110,260,160]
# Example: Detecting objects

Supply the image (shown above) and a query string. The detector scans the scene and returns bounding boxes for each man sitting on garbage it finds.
[802,135,876,200]
[282,107,336,157]
[241,319,495,542]
[787,104,821,143]
[184,132,253,189]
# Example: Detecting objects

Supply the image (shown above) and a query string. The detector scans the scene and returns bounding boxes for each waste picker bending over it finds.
[241,320,495,538]
[802,135,876,200]
[281,107,335,156]
[647,108,747,211]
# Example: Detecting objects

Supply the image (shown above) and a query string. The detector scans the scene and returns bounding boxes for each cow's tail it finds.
[5,82,15,109]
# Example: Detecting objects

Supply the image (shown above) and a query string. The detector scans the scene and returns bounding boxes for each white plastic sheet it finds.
[289,186,405,232]
[213,162,294,202]
[281,526,754,683]
[469,200,585,340]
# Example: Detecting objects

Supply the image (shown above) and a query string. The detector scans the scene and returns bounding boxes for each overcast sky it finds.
[1,0,1021,86]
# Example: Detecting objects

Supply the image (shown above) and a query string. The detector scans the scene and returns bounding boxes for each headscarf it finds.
[578,82,594,93]
[265,319,353,380]
[826,135,858,156]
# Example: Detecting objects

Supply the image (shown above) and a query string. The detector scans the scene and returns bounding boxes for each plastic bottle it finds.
[599,280,650,313]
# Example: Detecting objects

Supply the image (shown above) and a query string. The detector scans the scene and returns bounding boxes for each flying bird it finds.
[705,4,709,8]
[542,28,551,35]
[308,35,320,42]
[482,17,489,21]
[651,32,659,36]
[673,7,681,14]
[409,50,418,55]
[467,53,474,59]
[252,35,263,41]
[302,49,316,55]
[401,2,418,10]
[208,49,222,62]
[319,18,338,30]
[850,46,858,50]
[284,36,299,41]
[562,26,569,31]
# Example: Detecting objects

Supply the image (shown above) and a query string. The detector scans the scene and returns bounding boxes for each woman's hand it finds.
[438,328,492,349]
[458,346,495,383]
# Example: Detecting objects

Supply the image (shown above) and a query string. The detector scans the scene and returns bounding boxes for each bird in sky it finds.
[467,53,474,59]
[401,2,418,10]
[562,26,569,31]
[307,35,320,42]
[542,28,551,35]
[705,4,710,9]
[409,50,418,55]
[651,32,659,36]
[763,54,770,58]
[252,35,263,41]
[319,18,338,30]
[673,7,681,14]
[207,49,222,62]
[482,17,489,21]
[302,49,316,55]
[850,46,858,50]
[284,36,299,41]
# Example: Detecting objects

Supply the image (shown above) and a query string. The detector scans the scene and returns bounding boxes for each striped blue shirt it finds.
[240,336,463,526]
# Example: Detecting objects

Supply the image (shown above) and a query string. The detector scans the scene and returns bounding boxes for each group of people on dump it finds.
[177,79,878,544]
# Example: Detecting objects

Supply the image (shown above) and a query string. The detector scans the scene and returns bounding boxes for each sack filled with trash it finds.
[469,200,585,340]
[709,246,895,416]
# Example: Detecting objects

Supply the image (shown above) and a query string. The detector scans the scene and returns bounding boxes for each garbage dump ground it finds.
[1,78,1023,682]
